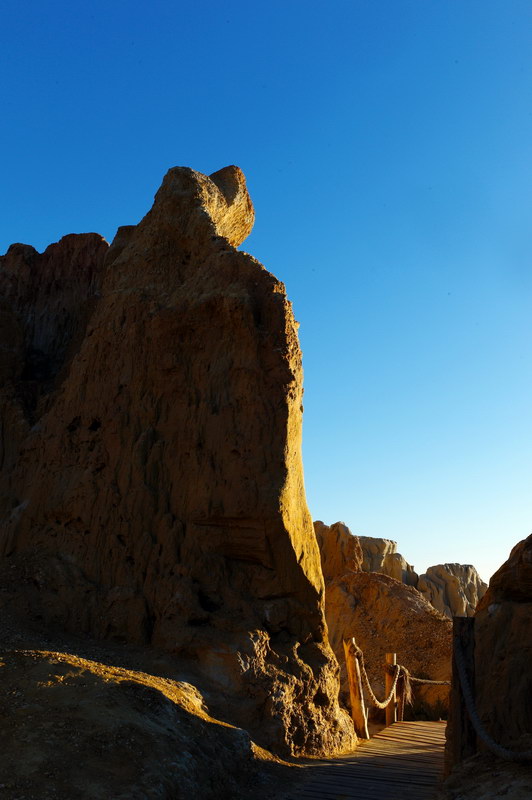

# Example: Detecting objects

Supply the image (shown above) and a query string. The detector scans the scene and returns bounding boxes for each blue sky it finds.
[2,0,531,580]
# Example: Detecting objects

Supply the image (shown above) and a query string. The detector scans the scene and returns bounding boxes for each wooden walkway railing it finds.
[287,721,446,799]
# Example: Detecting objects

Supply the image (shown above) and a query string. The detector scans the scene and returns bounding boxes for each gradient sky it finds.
[2,0,531,581]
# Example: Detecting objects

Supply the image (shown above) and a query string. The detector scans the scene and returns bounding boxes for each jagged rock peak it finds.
[154,165,255,247]
[0,166,354,757]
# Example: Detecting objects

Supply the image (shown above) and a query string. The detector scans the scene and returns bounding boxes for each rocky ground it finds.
[0,613,304,800]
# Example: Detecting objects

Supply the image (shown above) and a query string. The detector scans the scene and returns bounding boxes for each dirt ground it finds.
[0,613,307,800]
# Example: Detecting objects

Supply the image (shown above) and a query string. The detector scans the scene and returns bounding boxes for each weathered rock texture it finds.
[314,521,452,719]
[442,535,532,797]
[0,166,355,757]
[314,520,363,581]
[356,532,486,617]
[417,564,487,619]
[358,535,418,586]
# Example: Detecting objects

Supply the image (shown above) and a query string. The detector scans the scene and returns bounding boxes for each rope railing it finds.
[351,641,450,710]
[344,631,532,765]
[454,637,532,763]
[384,662,451,687]
[343,637,451,738]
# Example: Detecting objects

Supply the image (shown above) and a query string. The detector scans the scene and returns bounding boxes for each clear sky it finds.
[1,0,531,581]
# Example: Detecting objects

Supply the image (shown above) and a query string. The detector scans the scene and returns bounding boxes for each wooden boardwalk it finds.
[287,721,446,800]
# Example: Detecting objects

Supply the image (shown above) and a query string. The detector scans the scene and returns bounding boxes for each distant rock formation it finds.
[358,536,418,585]
[347,526,486,617]
[417,564,487,619]
[314,521,451,717]
[0,166,355,757]
[314,520,363,581]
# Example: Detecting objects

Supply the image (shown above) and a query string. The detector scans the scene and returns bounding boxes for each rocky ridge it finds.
[0,166,355,758]
[355,531,487,617]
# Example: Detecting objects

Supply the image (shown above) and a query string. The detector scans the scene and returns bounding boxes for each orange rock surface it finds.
[0,166,355,756]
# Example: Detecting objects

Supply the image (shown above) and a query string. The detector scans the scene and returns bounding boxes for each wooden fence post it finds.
[385,652,397,727]
[343,638,370,739]
[445,617,476,776]
[397,674,405,722]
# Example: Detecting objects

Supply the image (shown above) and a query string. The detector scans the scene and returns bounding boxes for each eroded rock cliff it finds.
[0,166,355,757]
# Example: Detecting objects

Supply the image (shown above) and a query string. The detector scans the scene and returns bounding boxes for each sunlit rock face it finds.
[417,564,487,619]
[358,535,418,586]
[354,531,486,617]
[0,166,355,756]
[314,520,364,581]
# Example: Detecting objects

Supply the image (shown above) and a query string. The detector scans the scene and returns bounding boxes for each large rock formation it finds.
[441,534,532,798]
[474,533,532,754]
[314,521,452,718]
[0,166,355,757]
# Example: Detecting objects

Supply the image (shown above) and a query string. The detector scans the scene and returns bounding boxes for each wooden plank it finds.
[288,721,445,800]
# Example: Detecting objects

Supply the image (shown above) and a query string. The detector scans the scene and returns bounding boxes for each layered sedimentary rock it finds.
[417,564,487,619]
[0,166,355,756]
[314,521,451,717]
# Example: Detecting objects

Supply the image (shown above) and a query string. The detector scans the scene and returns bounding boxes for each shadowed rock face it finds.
[0,166,355,756]
[474,534,532,750]
[441,535,532,798]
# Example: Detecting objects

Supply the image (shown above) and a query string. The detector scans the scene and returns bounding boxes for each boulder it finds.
[0,166,355,757]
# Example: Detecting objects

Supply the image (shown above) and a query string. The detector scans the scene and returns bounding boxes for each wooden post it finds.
[445,617,476,776]
[385,652,397,727]
[397,674,405,722]
[343,638,370,739]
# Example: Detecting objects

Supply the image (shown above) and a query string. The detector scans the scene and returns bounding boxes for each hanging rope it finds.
[454,637,532,762]
[385,662,451,687]
[352,643,401,709]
